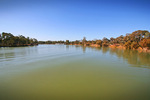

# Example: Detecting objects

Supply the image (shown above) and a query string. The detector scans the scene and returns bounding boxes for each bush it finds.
[124,41,132,49]
[139,38,150,48]
[131,42,139,49]
[96,40,102,45]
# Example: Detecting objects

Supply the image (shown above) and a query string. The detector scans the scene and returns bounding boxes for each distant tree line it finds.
[38,40,65,44]
[0,32,38,47]
[63,30,150,50]
[38,30,150,51]
[2,30,149,50]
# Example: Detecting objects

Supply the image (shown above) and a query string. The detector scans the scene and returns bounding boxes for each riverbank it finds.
[68,43,150,53]
[109,44,150,53]
[0,44,38,47]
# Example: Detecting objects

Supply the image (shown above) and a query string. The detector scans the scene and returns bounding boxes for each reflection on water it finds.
[109,47,150,68]
[0,46,38,59]
[1,45,149,68]
[0,45,150,100]
[0,46,38,67]
[80,46,150,68]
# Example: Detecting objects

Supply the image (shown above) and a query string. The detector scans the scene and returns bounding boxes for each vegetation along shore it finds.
[1,30,150,52]
[39,30,150,53]
[0,32,38,47]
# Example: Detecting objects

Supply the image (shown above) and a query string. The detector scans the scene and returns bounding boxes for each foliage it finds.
[74,40,80,44]
[131,42,139,49]
[52,30,149,50]
[82,37,86,45]
[65,40,70,45]
[3,30,149,50]
[124,41,132,49]
[0,32,38,47]
[96,40,102,45]
[139,38,150,48]
[92,40,96,44]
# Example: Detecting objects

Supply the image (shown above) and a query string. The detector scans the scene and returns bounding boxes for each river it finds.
[0,44,150,100]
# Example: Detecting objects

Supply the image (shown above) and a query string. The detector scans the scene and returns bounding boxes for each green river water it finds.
[0,45,150,100]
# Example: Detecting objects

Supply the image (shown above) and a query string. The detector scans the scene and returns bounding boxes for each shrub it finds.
[131,42,139,49]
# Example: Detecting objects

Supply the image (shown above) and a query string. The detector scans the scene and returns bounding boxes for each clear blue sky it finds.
[0,0,150,41]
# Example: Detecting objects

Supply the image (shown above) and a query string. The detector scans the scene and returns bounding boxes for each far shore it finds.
[66,43,150,53]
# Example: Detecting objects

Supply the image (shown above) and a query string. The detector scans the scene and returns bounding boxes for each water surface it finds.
[0,45,150,100]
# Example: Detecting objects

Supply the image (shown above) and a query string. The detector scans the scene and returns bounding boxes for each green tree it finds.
[110,37,115,44]
[139,38,150,48]
[66,40,70,45]
[74,40,79,44]
[131,42,139,49]
[82,37,86,45]
[92,40,96,44]
[102,37,109,47]
[124,41,132,49]
[2,32,14,46]
[0,32,38,47]
[96,40,102,46]
[144,32,150,38]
